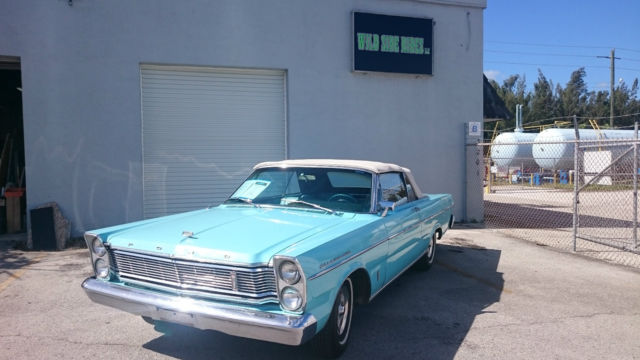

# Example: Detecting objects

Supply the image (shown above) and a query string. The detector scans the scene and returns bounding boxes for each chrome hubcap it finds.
[337,289,349,335]
[427,237,435,262]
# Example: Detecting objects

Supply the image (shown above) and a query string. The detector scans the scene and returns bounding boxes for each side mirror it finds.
[378,201,395,217]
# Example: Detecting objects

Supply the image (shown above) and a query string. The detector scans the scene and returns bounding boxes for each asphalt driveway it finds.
[0,226,639,359]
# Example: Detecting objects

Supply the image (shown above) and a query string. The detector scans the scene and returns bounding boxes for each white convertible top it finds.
[254,159,423,197]
[254,159,404,173]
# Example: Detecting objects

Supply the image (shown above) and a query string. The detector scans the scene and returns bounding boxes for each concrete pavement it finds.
[0,226,638,359]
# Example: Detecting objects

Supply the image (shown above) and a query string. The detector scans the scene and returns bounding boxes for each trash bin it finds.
[558,171,569,184]
[5,188,24,233]
[531,173,539,186]
[0,198,6,233]
[30,206,58,251]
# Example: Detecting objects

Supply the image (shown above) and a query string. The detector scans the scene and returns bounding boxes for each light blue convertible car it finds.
[82,159,454,357]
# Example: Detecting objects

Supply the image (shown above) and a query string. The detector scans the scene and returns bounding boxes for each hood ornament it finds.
[182,231,197,239]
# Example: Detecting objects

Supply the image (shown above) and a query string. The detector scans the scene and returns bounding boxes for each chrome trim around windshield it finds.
[370,173,379,213]
[82,278,317,346]
[307,205,453,281]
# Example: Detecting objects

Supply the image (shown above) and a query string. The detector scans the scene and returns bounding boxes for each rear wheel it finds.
[314,278,354,358]
[414,232,437,271]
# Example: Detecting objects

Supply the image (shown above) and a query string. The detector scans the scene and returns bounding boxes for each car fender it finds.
[305,260,369,332]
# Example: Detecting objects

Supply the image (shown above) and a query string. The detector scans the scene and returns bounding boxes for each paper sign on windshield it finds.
[231,180,271,200]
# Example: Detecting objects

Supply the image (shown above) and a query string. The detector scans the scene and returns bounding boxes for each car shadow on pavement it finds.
[142,242,504,360]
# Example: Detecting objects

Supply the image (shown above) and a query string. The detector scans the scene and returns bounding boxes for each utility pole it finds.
[597,49,621,128]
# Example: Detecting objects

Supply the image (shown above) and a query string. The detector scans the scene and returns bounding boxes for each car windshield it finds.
[226,167,373,213]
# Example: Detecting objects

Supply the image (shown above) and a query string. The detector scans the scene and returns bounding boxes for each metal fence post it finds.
[634,121,638,248]
[573,115,579,252]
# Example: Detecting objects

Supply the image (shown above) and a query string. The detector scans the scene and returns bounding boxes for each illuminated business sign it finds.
[353,12,433,75]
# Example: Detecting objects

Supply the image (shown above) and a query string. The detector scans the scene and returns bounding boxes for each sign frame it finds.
[352,11,434,76]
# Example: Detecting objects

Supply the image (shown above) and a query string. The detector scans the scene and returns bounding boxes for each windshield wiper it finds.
[285,200,336,215]
[224,197,260,208]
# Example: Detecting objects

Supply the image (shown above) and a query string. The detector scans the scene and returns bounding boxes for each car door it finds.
[379,172,424,278]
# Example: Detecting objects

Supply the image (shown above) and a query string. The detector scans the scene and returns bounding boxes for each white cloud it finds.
[484,70,501,81]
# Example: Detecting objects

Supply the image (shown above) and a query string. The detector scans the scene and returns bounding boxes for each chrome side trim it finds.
[307,233,386,282]
[307,205,452,281]
[82,278,317,346]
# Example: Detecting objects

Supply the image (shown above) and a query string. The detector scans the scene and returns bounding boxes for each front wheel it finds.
[414,232,437,271]
[313,278,354,358]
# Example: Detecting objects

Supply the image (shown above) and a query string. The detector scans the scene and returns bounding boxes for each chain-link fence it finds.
[477,125,640,268]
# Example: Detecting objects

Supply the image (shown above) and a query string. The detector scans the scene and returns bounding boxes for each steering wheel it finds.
[328,193,357,203]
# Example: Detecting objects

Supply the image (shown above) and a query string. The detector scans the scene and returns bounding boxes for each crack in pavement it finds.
[0,333,143,348]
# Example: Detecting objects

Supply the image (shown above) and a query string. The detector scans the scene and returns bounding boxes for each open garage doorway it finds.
[0,56,26,235]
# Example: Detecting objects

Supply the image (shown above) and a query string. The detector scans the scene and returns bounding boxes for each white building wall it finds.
[0,0,485,234]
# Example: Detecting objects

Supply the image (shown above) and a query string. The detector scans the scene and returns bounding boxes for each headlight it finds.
[273,256,306,312]
[94,258,109,279]
[279,261,301,285]
[92,238,107,257]
[280,287,303,311]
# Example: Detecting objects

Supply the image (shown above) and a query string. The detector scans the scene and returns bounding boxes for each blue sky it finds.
[483,0,640,95]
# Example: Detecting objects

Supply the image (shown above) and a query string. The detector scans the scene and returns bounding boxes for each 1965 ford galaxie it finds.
[82,159,454,357]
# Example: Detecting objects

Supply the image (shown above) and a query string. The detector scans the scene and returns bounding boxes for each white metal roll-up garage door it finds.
[141,65,286,219]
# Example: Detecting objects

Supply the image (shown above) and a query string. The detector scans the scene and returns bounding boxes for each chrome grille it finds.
[110,249,276,300]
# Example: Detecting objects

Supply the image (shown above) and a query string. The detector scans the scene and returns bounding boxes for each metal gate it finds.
[479,120,640,268]
[575,125,638,254]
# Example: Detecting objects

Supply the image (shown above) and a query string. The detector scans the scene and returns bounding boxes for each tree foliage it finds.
[561,67,588,117]
[530,70,559,122]
[488,68,640,132]
[490,74,531,132]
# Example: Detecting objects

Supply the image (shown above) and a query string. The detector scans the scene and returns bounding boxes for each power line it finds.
[486,40,640,53]
[576,112,640,120]
[486,49,597,58]
[484,61,640,72]
[495,113,640,133]
[486,49,640,63]
[616,47,640,54]
[500,113,640,131]
[484,61,609,69]
[487,40,610,50]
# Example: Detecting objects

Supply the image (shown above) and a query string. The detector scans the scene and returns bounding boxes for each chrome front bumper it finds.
[81,278,317,346]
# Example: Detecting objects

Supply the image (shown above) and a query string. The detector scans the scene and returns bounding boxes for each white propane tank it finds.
[532,128,635,170]
[490,132,538,168]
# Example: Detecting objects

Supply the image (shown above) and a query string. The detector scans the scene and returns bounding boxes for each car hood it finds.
[105,205,357,265]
